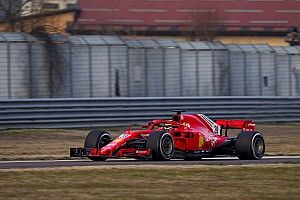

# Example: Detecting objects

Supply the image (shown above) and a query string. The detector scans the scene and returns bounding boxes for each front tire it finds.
[235,131,265,160]
[84,130,112,161]
[146,131,175,160]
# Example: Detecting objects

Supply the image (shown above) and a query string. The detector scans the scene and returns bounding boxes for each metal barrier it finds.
[1,33,300,99]
[0,97,299,129]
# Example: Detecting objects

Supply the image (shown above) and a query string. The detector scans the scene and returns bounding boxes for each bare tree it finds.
[187,9,223,42]
[0,0,74,33]
[0,0,45,31]
[0,0,72,97]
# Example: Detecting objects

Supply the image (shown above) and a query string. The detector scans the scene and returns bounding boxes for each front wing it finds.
[70,147,151,158]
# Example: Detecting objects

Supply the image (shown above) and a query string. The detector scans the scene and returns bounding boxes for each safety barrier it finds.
[0,97,299,129]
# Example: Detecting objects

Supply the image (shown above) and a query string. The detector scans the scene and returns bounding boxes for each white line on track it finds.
[0,156,299,164]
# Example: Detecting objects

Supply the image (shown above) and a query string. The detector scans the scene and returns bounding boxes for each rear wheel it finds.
[235,131,265,160]
[84,130,112,161]
[146,131,175,160]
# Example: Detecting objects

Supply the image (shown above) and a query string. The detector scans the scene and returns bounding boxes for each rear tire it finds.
[146,131,175,160]
[84,130,112,161]
[235,131,265,160]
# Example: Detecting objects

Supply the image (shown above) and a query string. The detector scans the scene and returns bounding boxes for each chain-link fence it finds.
[0,33,300,99]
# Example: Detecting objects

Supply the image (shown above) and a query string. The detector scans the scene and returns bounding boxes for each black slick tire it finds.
[235,131,265,160]
[84,130,112,161]
[146,131,175,161]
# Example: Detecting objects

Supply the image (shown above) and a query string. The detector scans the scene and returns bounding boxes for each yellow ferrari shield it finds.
[199,135,205,148]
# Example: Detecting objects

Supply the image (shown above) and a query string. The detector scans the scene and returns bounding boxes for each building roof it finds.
[71,0,300,36]
[0,8,78,24]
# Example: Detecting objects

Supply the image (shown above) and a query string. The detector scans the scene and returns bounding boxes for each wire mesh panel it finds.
[238,45,260,96]
[0,33,54,99]
[284,46,300,96]
[205,42,229,96]
[226,44,245,96]
[30,42,49,98]
[69,36,91,98]
[164,48,181,96]
[294,47,300,96]
[109,45,128,97]
[90,45,110,97]
[177,42,197,96]
[102,36,128,97]
[156,39,180,97]
[140,40,164,97]
[196,49,214,96]
[69,36,127,97]
[8,36,31,98]
[124,39,146,97]
[0,36,8,98]
[273,47,290,96]
[253,45,276,96]
[1,33,300,99]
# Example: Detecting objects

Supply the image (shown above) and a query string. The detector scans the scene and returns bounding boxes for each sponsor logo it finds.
[199,135,205,147]
[136,150,149,154]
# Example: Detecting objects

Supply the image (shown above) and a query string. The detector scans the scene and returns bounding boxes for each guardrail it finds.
[0,97,299,129]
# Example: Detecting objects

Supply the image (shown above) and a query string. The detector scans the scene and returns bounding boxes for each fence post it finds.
[4,37,12,99]
[107,45,113,97]
[189,42,200,96]
[154,40,166,97]
[68,41,73,98]
[211,49,216,96]
[88,44,93,97]
[251,45,263,96]
[28,39,33,98]
[144,48,149,97]
[80,37,93,98]
[236,45,248,96]
[288,53,293,96]
[179,48,183,97]
[280,47,292,96]
[269,46,279,96]
[126,45,130,97]
[227,49,232,96]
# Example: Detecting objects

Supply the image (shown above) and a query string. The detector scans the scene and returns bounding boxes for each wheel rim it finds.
[253,137,264,156]
[98,134,111,148]
[161,137,173,155]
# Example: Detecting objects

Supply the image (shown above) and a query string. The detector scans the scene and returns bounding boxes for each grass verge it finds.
[0,123,299,160]
[0,164,299,200]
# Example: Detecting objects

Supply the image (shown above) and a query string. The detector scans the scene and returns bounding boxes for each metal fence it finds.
[0,97,299,129]
[1,33,300,99]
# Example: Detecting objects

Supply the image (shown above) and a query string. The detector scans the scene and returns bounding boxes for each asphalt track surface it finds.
[0,156,299,169]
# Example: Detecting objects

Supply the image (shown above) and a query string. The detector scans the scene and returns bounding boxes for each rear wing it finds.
[216,120,256,132]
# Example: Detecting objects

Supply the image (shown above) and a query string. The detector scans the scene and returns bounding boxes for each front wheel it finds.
[84,130,112,161]
[146,131,175,160]
[235,131,265,160]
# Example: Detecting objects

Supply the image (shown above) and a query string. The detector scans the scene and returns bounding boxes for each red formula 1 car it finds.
[70,110,265,161]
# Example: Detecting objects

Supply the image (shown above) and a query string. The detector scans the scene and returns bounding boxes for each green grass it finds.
[0,123,299,160]
[0,165,299,200]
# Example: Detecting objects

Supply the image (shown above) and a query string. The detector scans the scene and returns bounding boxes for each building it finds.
[0,8,78,34]
[0,0,78,34]
[19,0,77,16]
[42,0,78,10]
[70,0,300,46]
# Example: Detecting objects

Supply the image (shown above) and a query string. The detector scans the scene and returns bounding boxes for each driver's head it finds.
[172,114,181,122]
